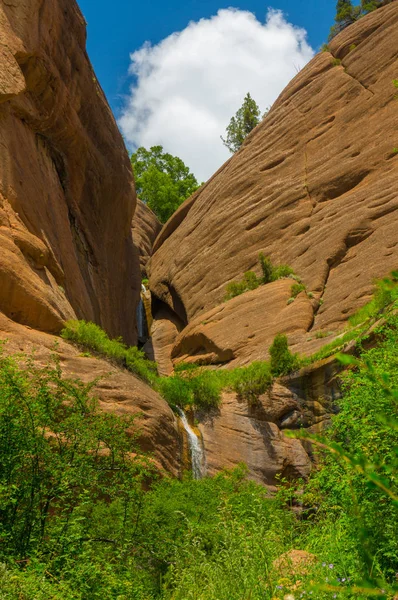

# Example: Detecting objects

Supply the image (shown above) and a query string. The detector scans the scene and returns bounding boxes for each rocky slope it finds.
[0,0,180,474]
[149,1,398,365]
[148,2,398,483]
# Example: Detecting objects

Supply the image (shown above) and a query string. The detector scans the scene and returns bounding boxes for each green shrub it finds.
[243,270,260,290]
[190,371,223,408]
[293,313,398,592]
[290,282,306,298]
[269,333,299,376]
[224,280,247,300]
[225,255,297,301]
[259,252,273,284]
[272,264,295,280]
[158,375,194,408]
[61,320,157,384]
[229,361,272,405]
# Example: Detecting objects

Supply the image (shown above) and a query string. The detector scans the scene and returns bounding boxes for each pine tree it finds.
[221,93,261,153]
[329,0,361,39]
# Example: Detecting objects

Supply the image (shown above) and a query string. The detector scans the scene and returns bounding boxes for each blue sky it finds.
[79,0,335,117]
[77,0,337,180]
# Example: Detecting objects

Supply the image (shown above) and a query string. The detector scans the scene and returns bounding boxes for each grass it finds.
[301,272,398,367]
[61,320,158,385]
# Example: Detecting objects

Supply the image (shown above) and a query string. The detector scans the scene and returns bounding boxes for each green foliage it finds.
[224,270,260,300]
[349,273,398,327]
[1,312,398,598]
[61,320,158,385]
[292,313,398,595]
[0,350,156,599]
[290,282,306,298]
[221,93,261,153]
[329,0,382,40]
[225,255,297,301]
[271,264,295,280]
[259,252,273,284]
[269,334,299,376]
[131,145,199,223]
[228,361,272,405]
[301,326,367,366]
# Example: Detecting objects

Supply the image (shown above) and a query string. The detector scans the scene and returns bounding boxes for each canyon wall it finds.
[148,2,398,484]
[149,1,398,367]
[0,0,180,475]
[0,0,140,343]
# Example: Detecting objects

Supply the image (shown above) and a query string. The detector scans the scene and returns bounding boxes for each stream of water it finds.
[176,408,205,479]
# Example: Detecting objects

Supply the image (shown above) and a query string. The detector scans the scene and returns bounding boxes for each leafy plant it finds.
[269,334,299,376]
[290,282,306,299]
[225,255,297,301]
[229,361,272,405]
[131,145,200,223]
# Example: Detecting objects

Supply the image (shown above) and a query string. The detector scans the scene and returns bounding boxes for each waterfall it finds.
[136,283,150,344]
[177,408,205,479]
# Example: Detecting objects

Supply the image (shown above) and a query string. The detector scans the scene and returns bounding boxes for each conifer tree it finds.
[329,0,361,39]
[221,93,261,153]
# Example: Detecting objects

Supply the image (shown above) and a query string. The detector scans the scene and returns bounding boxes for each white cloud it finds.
[119,8,315,182]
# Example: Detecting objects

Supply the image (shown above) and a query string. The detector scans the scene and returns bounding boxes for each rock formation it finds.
[1,0,397,487]
[0,0,180,473]
[132,200,162,276]
[0,0,140,343]
[149,1,398,365]
[148,2,398,483]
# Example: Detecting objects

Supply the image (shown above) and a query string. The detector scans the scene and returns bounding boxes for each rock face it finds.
[132,200,162,276]
[149,2,398,362]
[0,0,140,343]
[0,0,181,476]
[148,3,398,484]
[197,355,341,485]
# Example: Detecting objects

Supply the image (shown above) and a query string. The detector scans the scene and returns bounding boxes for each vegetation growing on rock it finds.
[221,92,262,153]
[224,254,298,301]
[329,0,382,39]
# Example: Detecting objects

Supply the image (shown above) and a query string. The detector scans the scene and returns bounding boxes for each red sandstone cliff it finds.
[0,0,180,475]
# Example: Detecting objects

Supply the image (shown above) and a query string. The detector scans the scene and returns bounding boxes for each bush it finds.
[243,270,260,291]
[290,282,306,298]
[191,371,223,408]
[259,252,273,284]
[269,334,299,376]
[158,375,194,408]
[296,313,398,590]
[272,264,295,280]
[229,361,272,405]
[224,280,248,300]
[225,255,297,301]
